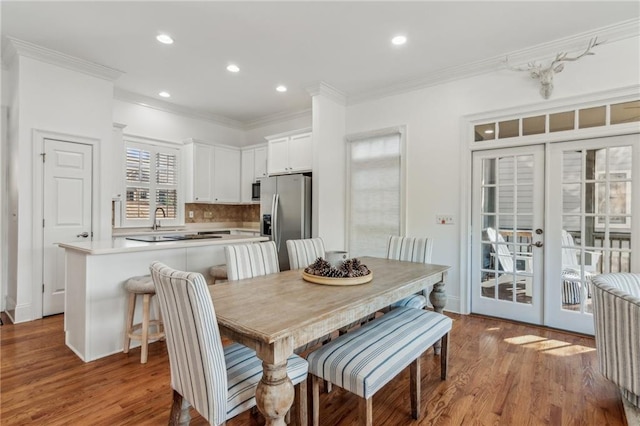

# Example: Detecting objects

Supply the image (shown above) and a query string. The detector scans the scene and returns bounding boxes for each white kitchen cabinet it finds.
[183,139,240,203]
[213,146,240,202]
[240,144,268,203]
[266,129,312,175]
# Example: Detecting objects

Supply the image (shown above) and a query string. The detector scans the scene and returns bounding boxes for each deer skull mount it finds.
[506,37,602,99]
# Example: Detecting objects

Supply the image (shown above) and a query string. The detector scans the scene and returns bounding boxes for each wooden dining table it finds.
[208,256,450,426]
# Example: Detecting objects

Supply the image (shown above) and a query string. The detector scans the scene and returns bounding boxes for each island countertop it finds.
[59,234,268,255]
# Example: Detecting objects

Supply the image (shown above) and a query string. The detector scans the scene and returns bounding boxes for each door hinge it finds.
[40,152,46,163]
[43,219,45,228]
[42,283,45,293]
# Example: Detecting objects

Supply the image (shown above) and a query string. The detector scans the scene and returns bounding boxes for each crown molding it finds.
[114,88,244,130]
[3,37,123,82]
[306,81,347,105]
[349,18,640,106]
[244,107,312,130]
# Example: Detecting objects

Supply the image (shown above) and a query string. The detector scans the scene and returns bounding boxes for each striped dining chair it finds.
[287,237,326,270]
[386,236,434,309]
[224,241,280,280]
[149,261,309,425]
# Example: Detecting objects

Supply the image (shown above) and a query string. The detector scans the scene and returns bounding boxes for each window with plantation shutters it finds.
[347,128,405,257]
[123,141,181,227]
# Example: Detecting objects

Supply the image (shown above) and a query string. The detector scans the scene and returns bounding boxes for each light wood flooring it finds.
[0,312,627,425]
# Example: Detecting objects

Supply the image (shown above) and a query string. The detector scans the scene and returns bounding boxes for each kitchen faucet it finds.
[152,207,167,231]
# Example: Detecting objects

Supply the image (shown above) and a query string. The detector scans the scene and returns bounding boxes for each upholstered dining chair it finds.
[224,241,280,280]
[286,237,326,270]
[591,273,640,410]
[149,261,309,425]
[385,235,435,309]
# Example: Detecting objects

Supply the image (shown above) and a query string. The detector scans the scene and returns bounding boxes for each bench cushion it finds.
[307,307,452,399]
[389,294,427,310]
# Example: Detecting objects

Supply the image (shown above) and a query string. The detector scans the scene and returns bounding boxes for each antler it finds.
[550,37,602,67]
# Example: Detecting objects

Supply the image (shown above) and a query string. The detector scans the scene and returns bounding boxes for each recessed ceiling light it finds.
[276,85,287,92]
[227,64,240,73]
[156,34,174,45]
[484,129,494,134]
[158,91,171,98]
[391,35,407,46]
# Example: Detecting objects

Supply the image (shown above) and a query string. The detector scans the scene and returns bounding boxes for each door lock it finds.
[77,232,89,238]
[535,228,543,235]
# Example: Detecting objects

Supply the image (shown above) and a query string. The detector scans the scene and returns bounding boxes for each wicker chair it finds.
[591,273,640,408]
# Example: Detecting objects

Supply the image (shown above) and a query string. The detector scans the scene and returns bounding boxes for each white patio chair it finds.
[560,230,602,305]
[484,227,533,297]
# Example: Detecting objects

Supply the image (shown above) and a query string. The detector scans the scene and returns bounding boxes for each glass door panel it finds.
[547,135,637,334]
[472,145,544,324]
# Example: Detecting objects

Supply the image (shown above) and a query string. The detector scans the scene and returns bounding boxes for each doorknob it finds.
[76,232,89,238]
[530,241,543,248]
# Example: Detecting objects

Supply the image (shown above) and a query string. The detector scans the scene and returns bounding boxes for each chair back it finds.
[286,238,326,269]
[486,227,515,273]
[149,262,227,425]
[561,230,580,268]
[386,236,433,263]
[225,241,280,281]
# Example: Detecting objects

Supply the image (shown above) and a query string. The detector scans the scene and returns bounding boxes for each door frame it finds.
[32,129,100,319]
[460,85,640,316]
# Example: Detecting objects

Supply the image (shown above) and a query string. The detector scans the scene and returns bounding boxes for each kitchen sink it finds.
[126,234,223,243]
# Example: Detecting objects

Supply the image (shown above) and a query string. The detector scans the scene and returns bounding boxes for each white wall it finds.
[243,113,312,147]
[7,54,115,322]
[343,36,640,314]
[112,100,246,146]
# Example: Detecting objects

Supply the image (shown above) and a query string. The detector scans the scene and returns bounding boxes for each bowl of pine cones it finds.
[302,257,372,286]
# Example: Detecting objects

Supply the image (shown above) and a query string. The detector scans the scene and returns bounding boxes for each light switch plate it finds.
[436,215,454,225]
[188,211,194,218]
[204,211,213,218]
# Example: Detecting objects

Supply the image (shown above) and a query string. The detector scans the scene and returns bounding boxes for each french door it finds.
[471,145,545,325]
[472,135,638,334]
[546,135,638,334]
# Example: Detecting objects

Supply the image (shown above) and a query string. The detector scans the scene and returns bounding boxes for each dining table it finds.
[208,256,450,426]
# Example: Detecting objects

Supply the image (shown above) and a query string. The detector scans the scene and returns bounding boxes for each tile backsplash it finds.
[185,203,259,224]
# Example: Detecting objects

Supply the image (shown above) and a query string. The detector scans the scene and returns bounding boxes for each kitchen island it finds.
[59,234,268,362]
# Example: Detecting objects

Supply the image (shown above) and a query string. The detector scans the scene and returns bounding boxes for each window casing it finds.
[123,141,182,227]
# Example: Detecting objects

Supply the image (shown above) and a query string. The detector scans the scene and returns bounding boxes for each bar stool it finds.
[123,275,164,364]
[209,265,228,284]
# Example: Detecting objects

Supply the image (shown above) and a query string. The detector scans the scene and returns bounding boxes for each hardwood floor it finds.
[0,312,626,425]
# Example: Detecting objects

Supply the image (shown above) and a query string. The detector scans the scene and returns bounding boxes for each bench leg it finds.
[358,397,373,426]
[410,359,420,419]
[441,333,449,380]
[295,378,308,426]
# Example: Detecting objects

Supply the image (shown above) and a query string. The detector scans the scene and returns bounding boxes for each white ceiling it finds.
[2,1,639,126]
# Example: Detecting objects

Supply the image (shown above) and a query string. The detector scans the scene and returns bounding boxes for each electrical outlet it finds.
[436,215,454,225]
[188,211,194,219]
[204,211,213,218]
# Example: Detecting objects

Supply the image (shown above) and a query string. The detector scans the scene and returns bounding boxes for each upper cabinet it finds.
[266,128,312,175]
[183,139,240,203]
[240,144,267,203]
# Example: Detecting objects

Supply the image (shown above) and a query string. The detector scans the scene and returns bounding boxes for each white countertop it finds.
[111,223,260,237]
[59,234,268,255]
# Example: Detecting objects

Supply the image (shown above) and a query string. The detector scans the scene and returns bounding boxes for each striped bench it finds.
[307,307,452,425]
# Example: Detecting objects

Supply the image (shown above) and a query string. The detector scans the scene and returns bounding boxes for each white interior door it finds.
[546,135,638,334]
[471,145,545,324]
[43,139,93,316]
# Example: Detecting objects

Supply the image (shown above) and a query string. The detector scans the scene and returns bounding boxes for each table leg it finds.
[256,361,295,426]
[428,273,447,355]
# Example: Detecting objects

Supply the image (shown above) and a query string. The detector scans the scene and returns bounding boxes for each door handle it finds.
[529,241,543,248]
[77,232,89,238]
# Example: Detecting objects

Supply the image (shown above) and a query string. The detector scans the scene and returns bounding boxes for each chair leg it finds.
[410,359,420,419]
[169,390,191,426]
[441,333,449,380]
[123,292,136,353]
[358,397,373,426]
[312,375,321,426]
[141,294,150,364]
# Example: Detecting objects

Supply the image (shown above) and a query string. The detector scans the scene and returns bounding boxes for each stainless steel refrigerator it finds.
[260,174,311,270]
